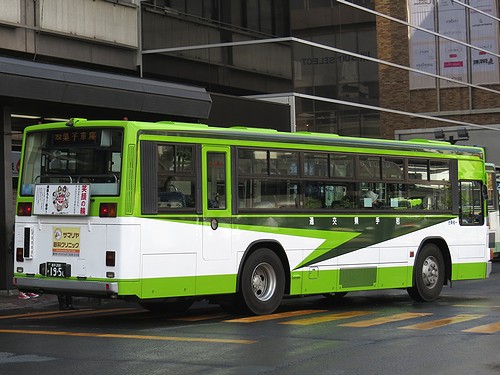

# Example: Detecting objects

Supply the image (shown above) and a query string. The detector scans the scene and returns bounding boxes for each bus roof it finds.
[23,118,485,159]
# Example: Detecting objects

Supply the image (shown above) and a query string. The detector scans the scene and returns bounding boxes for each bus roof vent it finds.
[66,118,87,127]
[408,138,450,144]
[295,131,339,137]
[231,126,278,133]
[156,121,209,128]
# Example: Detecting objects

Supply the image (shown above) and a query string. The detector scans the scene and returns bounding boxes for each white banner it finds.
[409,0,437,89]
[438,0,467,87]
[34,184,90,215]
[470,0,500,84]
[408,0,500,89]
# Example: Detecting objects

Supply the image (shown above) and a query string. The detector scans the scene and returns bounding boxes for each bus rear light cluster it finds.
[106,251,116,267]
[17,202,32,216]
[99,203,117,217]
[16,247,24,262]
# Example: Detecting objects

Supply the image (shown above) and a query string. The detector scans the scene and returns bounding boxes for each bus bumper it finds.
[13,277,118,296]
[486,261,492,278]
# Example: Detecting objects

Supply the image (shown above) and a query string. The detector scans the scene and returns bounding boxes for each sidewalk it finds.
[0,289,59,310]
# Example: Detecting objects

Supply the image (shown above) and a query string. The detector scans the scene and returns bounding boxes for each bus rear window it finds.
[20,128,123,196]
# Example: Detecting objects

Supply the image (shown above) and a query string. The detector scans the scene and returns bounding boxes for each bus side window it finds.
[206,152,226,210]
[460,181,484,225]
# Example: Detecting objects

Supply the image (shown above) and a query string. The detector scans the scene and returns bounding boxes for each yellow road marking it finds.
[19,308,140,320]
[453,304,500,308]
[0,329,256,344]
[463,322,500,334]
[0,309,91,320]
[224,310,326,323]
[340,312,433,327]
[280,311,372,325]
[400,314,485,330]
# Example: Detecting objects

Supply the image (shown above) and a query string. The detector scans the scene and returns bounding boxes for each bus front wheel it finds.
[239,248,285,315]
[407,243,444,302]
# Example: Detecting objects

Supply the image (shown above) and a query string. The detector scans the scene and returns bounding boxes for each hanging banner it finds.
[409,0,437,89]
[470,0,500,84]
[408,0,499,89]
[438,0,468,87]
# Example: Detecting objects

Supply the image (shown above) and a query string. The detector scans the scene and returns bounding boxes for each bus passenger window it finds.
[155,144,196,211]
[207,152,226,210]
[460,181,484,226]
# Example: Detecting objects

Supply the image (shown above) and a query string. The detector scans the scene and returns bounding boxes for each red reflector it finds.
[17,202,32,216]
[99,203,117,217]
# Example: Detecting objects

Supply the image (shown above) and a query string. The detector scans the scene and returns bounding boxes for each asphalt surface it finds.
[0,289,59,310]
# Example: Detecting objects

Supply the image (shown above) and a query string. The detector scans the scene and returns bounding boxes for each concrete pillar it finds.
[0,105,14,291]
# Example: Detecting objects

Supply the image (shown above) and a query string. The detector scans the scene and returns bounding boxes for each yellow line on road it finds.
[0,309,93,320]
[400,314,485,331]
[224,310,326,323]
[0,329,256,344]
[339,312,433,327]
[280,311,372,325]
[463,322,500,334]
[18,308,140,320]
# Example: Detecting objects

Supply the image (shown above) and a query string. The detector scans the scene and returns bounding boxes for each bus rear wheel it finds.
[407,243,444,302]
[239,248,285,315]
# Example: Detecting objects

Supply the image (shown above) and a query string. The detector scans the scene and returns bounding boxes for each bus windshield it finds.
[20,128,123,196]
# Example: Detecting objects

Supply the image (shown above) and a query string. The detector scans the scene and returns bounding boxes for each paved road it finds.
[0,263,499,374]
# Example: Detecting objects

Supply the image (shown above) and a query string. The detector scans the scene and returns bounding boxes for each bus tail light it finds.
[99,203,117,217]
[16,247,24,262]
[106,251,116,267]
[17,202,32,216]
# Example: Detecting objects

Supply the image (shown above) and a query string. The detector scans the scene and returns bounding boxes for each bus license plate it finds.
[46,262,66,278]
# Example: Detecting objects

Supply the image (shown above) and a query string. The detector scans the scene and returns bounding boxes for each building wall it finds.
[377,0,500,141]
[290,0,380,137]
[0,0,139,70]
[141,1,292,94]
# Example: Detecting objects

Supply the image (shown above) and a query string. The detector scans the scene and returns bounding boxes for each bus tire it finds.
[240,248,285,315]
[407,243,444,302]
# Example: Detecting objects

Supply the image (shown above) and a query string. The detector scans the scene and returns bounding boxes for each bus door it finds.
[202,146,232,260]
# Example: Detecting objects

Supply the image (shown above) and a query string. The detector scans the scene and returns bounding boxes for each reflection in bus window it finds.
[460,180,484,226]
[207,152,226,209]
[20,128,123,196]
[157,144,196,210]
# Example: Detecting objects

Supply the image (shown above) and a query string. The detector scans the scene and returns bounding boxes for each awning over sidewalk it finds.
[0,56,212,121]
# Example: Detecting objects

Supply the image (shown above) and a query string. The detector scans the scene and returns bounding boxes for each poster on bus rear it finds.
[33,184,90,215]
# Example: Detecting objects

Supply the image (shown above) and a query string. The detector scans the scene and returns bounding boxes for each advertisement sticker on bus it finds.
[52,227,81,257]
[33,184,90,215]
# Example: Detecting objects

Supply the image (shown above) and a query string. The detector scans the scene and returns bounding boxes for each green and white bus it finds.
[14,119,491,315]
[486,163,500,261]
